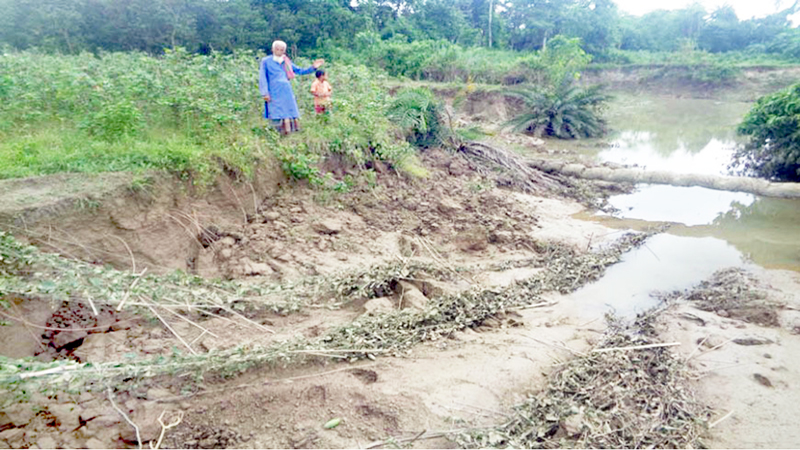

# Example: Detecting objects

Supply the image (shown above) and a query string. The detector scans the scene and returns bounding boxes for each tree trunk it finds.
[488,0,493,48]
[528,159,800,199]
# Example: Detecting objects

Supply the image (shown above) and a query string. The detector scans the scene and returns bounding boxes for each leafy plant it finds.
[81,99,143,141]
[387,87,451,148]
[0,52,421,188]
[273,143,324,186]
[506,82,611,139]
[732,83,800,181]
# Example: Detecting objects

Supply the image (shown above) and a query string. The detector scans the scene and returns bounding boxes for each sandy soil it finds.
[658,267,800,449]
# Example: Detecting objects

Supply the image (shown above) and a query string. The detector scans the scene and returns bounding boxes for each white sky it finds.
[614,0,797,20]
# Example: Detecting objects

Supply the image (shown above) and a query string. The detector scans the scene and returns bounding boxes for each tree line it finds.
[1,0,798,60]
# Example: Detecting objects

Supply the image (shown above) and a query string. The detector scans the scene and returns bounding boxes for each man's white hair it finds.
[272,40,287,51]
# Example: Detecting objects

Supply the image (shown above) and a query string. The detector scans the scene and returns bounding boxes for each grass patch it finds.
[0,51,420,187]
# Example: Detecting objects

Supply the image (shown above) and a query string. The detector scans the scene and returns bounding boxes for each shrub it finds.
[732,83,800,181]
[506,82,610,139]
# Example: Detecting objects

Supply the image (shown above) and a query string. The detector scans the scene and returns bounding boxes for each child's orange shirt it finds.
[310,79,332,107]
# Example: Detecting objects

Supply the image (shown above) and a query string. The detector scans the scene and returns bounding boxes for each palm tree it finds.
[506,81,611,139]
[388,87,452,148]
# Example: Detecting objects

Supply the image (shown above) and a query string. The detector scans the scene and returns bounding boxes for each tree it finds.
[562,0,622,56]
[410,0,481,44]
[698,5,748,53]
[0,0,87,52]
[619,4,706,52]
[507,82,610,138]
[506,36,609,139]
[733,83,800,181]
[504,0,573,51]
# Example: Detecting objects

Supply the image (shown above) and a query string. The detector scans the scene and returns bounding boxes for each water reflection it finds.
[598,135,737,175]
[684,195,800,271]
[602,184,756,226]
[569,234,747,318]
[566,94,800,272]
[565,95,752,174]
[591,186,800,271]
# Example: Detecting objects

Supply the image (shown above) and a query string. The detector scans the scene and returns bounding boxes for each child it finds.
[310,69,332,114]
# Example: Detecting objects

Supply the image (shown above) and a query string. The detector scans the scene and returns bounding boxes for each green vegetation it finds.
[733,83,800,181]
[0,0,797,180]
[388,87,451,148]
[508,83,610,139]
[459,310,708,449]
[0,50,264,183]
[0,50,416,186]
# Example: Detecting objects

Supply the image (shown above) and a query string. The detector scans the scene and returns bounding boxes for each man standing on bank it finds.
[259,40,324,135]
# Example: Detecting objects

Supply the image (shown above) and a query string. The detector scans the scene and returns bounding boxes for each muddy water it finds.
[577,94,752,174]
[571,234,749,318]
[565,93,800,316]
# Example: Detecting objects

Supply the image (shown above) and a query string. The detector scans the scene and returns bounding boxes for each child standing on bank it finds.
[310,69,332,114]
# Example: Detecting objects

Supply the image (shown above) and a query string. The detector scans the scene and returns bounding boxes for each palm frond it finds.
[506,82,610,139]
[388,87,452,148]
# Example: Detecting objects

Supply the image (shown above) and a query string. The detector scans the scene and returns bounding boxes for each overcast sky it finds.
[613,0,797,20]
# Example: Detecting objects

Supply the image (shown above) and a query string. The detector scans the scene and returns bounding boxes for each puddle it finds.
[570,234,748,318]
[584,186,800,271]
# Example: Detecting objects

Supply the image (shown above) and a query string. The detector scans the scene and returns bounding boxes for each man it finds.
[258,40,324,134]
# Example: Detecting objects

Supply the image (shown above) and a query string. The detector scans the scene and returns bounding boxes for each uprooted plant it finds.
[0,231,653,402]
[456,309,711,449]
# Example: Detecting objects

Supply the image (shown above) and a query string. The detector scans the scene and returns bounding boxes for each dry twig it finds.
[144,300,197,355]
[149,410,184,450]
[108,387,143,450]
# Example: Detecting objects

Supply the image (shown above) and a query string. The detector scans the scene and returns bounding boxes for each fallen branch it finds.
[523,335,587,357]
[290,348,390,354]
[18,364,83,380]
[688,338,734,362]
[366,428,473,449]
[684,335,709,363]
[108,234,138,273]
[219,305,275,334]
[145,300,197,355]
[117,268,148,311]
[510,300,558,311]
[156,304,219,339]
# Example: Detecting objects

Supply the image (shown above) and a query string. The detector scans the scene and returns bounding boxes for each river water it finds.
[560,93,800,317]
